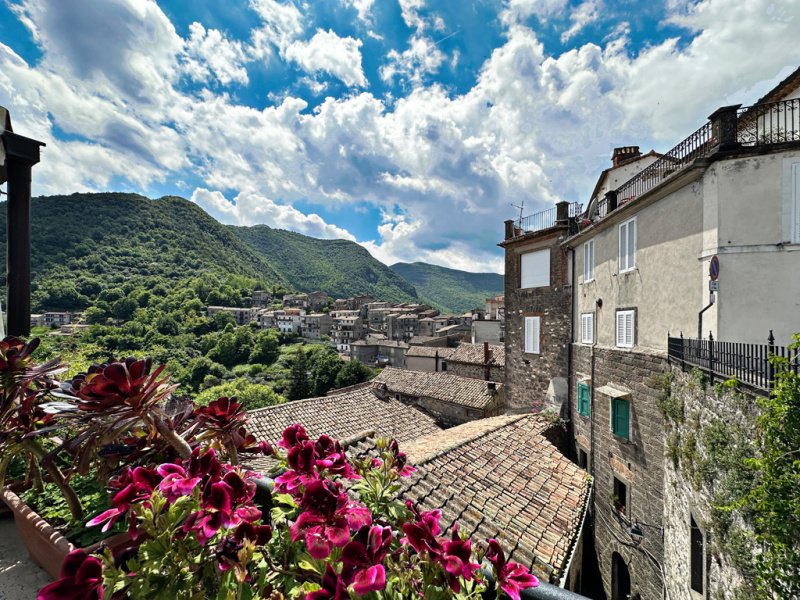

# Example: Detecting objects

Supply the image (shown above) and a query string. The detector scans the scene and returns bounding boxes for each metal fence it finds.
[613,121,715,207]
[517,202,581,235]
[667,332,799,392]
[737,98,800,146]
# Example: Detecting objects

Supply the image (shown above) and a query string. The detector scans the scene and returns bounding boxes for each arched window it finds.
[611,552,631,600]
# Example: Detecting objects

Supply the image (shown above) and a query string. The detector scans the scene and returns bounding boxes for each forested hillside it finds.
[390,262,503,313]
[0,193,286,311]
[231,225,418,304]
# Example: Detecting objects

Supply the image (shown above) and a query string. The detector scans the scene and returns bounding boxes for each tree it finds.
[310,350,343,396]
[83,306,107,325]
[250,329,280,365]
[287,349,310,401]
[333,360,373,390]
[195,379,285,410]
[112,297,138,321]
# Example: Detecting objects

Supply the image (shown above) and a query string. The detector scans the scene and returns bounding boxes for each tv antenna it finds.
[511,201,524,223]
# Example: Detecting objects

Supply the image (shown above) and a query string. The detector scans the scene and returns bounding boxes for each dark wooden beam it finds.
[2,130,44,337]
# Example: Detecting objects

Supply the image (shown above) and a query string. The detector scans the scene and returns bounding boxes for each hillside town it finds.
[1,7,800,599]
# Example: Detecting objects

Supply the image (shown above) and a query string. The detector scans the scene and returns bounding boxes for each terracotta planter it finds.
[1,486,74,579]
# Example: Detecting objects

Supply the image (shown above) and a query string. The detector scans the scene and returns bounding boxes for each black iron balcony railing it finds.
[514,202,581,236]
[667,331,799,392]
[737,97,800,146]
[603,121,715,216]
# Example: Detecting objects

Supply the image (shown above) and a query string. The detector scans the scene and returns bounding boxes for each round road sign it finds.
[709,255,720,281]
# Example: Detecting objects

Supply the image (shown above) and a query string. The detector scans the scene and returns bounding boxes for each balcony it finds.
[505,201,582,240]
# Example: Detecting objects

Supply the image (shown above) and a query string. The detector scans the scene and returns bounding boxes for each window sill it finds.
[617,267,637,276]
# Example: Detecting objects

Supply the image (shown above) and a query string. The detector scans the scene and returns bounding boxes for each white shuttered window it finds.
[520,249,550,288]
[583,240,594,282]
[616,310,635,348]
[619,217,637,273]
[580,313,594,344]
[524,316,541,354]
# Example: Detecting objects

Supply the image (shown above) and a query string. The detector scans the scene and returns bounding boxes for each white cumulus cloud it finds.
[284,29,368,88]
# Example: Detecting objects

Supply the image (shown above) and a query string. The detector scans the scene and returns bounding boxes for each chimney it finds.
[435,350,439,372]
[611,146,641,168]
[487,381,496,394]
[483,342,491,381]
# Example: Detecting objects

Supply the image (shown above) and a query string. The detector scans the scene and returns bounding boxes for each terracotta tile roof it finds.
[405,346,455,359]
[374,367,502,410]
[436,323,468,333]
[408,336,442,345]
[448,343,506,368]
[400,415,591,583]
[246,385,441,448]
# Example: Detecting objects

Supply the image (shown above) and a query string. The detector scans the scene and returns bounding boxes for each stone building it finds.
[300,313,332,339]
[373,367,503,427]
[446,342,505,381]
[207,305,256,325]
[349,338,408,367]
[499,200,577,414]
[403,345,454,372]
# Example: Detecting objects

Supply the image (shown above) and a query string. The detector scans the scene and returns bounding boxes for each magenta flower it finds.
[389,439,416,477]
[277,423,310,449]
[37,550,104,600]
[306,565,349,600]
[290,479,371,559]
[401,500,443,557]
[440,525,480,592]
[157,463,201,502]
[87,466,160,532]
[341,525,392,594]
[485,539,539,600]
[314,435,359,480]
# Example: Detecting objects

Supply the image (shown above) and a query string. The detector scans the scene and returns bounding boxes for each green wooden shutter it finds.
[613,398,630,439]
[578,383,590,416]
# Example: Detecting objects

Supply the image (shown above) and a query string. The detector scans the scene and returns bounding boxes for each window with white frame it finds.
[616,310,635,348]
[524,315,541,354]
[618,217,637,273]
[520,249,550,288]
[580,313,594,344]
[583,240,594,282]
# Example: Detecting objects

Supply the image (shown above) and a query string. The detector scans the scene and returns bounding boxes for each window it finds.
[524,316,541,354]
[618,217,637,272]
[441,361,447,371]
[583,240,595,282]
[615,310,635,348]
[577,382,591,417]
[581,313,594,344]
[613,477,627,514]
[611,396,630,440]
[520,249,550,288]
[690,515,704,594]
[578,448,588,470]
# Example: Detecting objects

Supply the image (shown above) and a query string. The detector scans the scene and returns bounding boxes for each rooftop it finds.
[247,384,441,449]
[448,342,506,367]
[401,415,591,583]
[405,346,456,359]
[374,367,502,410]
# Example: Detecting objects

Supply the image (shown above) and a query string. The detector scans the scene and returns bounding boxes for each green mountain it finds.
[0,193,288,310]
[230,225,417,304]
[389,262,503,314]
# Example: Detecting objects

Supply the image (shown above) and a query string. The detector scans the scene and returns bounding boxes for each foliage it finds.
[389,262,503,314]
[233,225,418,304]
[334,360,375,390]
[195,379,285,411]
[288,348,311,401]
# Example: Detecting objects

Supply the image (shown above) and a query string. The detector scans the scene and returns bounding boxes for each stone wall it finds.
[394,392,501,428]
[446,361,504,382]
[503,228,572,413]
[661,366,758,600]
[570,343,668,600]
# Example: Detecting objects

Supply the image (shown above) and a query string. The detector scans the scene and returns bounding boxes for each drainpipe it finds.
[484,341,491,381]
[567,245,576,457]
[697,294,715,339]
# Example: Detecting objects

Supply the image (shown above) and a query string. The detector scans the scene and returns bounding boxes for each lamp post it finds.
[1,105,45,337]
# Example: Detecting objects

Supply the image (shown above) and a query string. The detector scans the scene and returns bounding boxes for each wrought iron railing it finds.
[611,121,715,209]
[737,98,800,146]
[516,202,581,235]
[667,332,799,392]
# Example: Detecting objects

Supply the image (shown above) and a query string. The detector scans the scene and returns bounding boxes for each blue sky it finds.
[0,0,797,272]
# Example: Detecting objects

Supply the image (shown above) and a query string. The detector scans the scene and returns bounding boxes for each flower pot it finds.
[1,486,74,579]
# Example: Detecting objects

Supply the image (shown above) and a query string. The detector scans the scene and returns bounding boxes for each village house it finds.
[276,308,304,335]
[349,338,409,367]
[447,342,506,381]
[251,289,273,307]
[207,305,256,326]
[334,295,375,311]
[403,345,454,372]
[30,311,73,328]
[373,367,504,427]
[331,311,363,352]
[299,312,332,339]
[282,293,309,309]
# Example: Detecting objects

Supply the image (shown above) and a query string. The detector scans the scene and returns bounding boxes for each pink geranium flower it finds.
[485,539,539,600]
[37,550,104,600]
[341,525,392,595]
